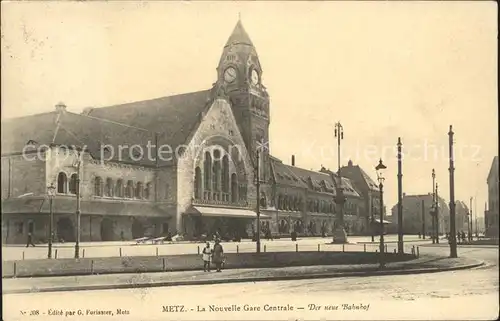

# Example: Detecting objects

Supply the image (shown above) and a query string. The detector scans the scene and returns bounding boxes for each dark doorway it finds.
[132,220,144,239]
[28,221,34,234]
[56,218,75,242]
[162,223,169,235]
[100,218,114,241]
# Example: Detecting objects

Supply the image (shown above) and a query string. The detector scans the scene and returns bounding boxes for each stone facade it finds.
[485,156,499,238]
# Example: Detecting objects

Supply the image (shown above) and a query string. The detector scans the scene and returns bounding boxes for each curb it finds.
[3,260,484,295]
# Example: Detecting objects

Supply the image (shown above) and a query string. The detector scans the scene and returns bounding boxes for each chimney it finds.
[348,159,353,167]
[291,155,295,166]
[55,102,67,113]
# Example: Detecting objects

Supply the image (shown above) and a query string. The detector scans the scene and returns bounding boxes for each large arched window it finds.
[68,174,78,195]
[222,155,229,193]
[213,150,221,192]
[94,177,103,196]
[125,180,134,198]
[204,152,212,191]
[231,173,238,203]
[194,167,202,199]
[136,182,143,199]
[115,179,124,198]
[105,178,113,197]
[57,172,67,194]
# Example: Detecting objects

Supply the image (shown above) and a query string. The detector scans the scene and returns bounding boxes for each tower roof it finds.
[225,19,253,48]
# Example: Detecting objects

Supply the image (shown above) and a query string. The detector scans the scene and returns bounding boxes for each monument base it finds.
[332,226,348,244]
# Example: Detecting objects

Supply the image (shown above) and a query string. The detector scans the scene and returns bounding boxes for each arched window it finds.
[213,150,221,192]
[115,179,123,198]
[57,172,67,194]
[69,174,78,195]
[222,155,229,193]
[136,182,143,199]
[194,167,202,199]
[145,183,151,200]
[204,152,212,191]
[105,178,113,197]
[231,173,238,203]
[278,195,282,210]
[125,180,134,198]
[94,177,103,196]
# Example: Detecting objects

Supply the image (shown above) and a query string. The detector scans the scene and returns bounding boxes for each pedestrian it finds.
[418,232,421,239]
[120,231,125,241]
[202,242,213,272]
[26,232,35,247]
[212,239,224,272]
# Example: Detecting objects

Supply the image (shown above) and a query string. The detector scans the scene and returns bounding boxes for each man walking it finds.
[26,232,35,247]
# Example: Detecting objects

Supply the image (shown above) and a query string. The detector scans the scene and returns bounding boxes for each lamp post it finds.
[255,148,263,253]
[431,169,437,243]
[375,159,386,268]
[448,125,458,258]
[435,182,440,244]
[74,148,82,259]
[397,137,404,254]
[47,183,56,259]
[333,122,347,243]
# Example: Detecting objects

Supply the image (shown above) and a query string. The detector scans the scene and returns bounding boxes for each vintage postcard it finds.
[1,1,498,320]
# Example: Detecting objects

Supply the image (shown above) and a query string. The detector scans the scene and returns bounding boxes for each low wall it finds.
[2,252,415,278]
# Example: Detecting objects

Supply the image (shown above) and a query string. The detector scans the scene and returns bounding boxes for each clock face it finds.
[224,67,237,83]
[251,69,259,85]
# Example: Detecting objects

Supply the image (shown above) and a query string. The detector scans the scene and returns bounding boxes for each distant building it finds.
[454,201,470,234]
[485,156,499,238]
[335,160,386,235]
[390,193,449,235]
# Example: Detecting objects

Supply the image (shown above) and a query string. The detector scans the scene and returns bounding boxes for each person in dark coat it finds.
[212,239,224,272]
[26,232,35,247]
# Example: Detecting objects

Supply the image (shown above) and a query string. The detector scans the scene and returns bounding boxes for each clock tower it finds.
[215,19,271,182]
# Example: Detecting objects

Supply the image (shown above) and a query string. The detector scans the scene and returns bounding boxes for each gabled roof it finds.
[340,164,379,192]
[225,19,254,48]
[1,111,59,155]
[487,156,499,182]
[86,90,213,154]
[1,110,157,166]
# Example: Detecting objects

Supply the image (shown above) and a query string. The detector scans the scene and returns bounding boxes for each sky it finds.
[1,1,497,217]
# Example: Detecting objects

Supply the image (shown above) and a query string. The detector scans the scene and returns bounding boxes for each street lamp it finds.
[73,148,82,259]
[47,183,56,259]
[255,149,261,253]
[333,122,347,243]
[375,158,387,268]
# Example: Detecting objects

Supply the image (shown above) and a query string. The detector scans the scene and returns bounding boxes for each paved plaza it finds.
[2,234,425,261]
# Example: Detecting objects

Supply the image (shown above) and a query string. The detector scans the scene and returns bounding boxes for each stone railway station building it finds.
[1,21,381,244]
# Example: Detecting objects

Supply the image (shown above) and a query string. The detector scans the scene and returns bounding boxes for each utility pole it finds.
[397,137,404,254]
[421,199,425,239]
[431,169,436,244]
[255,150,261,253]
[448,125,458,258]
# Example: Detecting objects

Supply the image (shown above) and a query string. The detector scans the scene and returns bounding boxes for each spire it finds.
[225,19,253,48]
